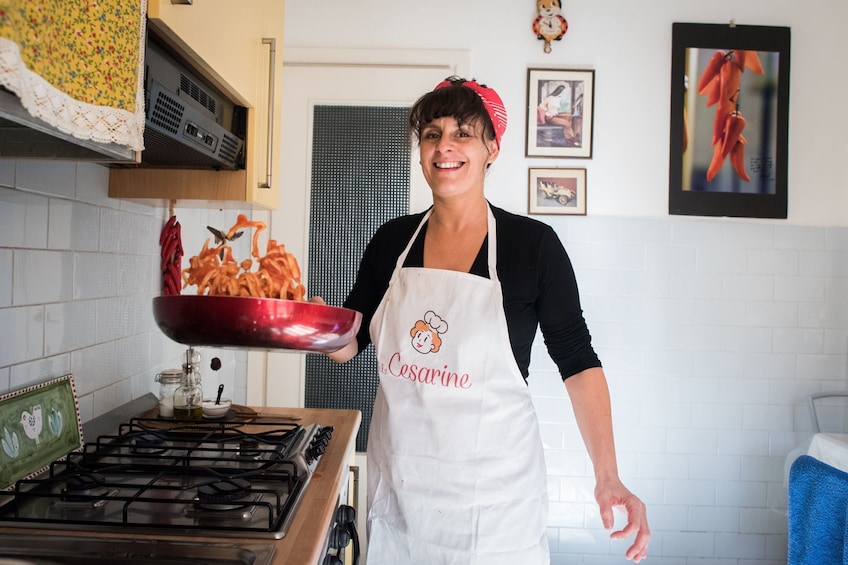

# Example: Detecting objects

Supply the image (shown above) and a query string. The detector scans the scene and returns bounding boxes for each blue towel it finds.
[788,455,848,564]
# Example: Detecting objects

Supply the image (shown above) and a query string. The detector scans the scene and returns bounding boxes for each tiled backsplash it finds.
[2,158,847,563]
[533,216,848,564]
[0,159,254,422]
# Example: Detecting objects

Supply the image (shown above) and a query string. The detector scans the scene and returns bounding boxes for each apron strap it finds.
[388,208,432,286]
[390,204,500,283]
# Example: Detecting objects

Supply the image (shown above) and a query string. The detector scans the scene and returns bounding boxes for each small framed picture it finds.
[528,167,587,215]
[526,68,595,158]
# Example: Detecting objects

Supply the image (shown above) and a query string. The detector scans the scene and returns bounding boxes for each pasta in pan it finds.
[182,214,306,301]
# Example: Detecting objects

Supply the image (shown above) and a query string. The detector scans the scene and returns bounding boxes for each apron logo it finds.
[410,310,448,354]
[380,352,472,389]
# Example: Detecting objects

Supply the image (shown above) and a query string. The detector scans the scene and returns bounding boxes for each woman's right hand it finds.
[308,296,359,363]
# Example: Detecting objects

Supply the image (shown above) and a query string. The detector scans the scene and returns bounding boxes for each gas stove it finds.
[0,414,333,540]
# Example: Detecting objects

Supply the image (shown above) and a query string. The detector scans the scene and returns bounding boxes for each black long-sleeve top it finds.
[342,204,601,380]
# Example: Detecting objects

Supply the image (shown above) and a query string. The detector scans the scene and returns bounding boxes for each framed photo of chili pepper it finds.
[526,68,594,158]
[668,23,790,219]
[528,167,587,215]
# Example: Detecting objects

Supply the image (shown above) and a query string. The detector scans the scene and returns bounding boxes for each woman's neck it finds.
[429,195,488,232]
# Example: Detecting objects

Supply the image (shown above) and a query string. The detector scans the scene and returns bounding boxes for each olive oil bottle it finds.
[173,347,203,420]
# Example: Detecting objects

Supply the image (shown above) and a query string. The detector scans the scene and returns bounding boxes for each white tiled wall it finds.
[531,216,848,564]
[2,158,845,563]
[0,159,256,422]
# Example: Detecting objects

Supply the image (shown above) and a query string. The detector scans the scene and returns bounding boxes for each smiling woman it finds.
[318,76,650,564]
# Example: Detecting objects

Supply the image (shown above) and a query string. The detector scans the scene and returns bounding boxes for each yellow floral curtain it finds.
[0,0,147,150]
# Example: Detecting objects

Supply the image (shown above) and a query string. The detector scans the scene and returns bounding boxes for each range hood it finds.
[0,86,137,162]
[131,33,245,171]
[0,29,245,170]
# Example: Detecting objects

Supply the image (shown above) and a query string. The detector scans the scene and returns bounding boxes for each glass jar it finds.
[173,348,203,420]
[155,368,183,418]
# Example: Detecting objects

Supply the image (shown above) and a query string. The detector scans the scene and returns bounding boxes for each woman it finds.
[322,77,649,564]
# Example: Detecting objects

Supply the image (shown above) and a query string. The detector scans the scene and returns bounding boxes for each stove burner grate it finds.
[196,478,252,504]
[63,472,109,501]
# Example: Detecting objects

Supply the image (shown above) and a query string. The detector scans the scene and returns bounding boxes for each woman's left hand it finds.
[595,478,650,562]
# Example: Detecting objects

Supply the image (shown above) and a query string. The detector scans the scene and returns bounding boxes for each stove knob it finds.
[336,504,356,524]
[314,436,330,449]
[306,444,325,461]
[328,524,351,549]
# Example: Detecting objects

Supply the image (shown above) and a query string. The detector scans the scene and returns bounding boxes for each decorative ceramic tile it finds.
[0,375,82,490]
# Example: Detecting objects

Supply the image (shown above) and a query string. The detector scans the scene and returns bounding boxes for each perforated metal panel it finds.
[305,105,411,452]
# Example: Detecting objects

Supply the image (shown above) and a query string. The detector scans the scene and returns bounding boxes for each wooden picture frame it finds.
[668,22,790,218]
[526,68,594,158]
[528,167,587,215]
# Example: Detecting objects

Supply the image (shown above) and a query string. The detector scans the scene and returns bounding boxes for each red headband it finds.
[434,79,507,147]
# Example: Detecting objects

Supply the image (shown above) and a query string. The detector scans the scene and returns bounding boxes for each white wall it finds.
[283,0,848,226]
[282,2,848,564]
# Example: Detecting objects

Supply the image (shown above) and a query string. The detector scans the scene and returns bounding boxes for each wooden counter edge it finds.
[266,407,362,565]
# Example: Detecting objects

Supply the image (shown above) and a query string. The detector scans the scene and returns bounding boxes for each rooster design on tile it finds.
[21,405,43,445]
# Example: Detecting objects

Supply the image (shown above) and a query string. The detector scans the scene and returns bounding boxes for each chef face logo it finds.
[410,310,448,354]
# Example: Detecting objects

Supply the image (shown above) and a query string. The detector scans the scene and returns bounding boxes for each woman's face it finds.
[418,116,499,200]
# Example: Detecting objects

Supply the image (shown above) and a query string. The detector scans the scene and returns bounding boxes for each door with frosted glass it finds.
[262,52,468,451]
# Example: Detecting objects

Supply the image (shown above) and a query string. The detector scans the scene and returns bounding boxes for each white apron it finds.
[366,207,550,565]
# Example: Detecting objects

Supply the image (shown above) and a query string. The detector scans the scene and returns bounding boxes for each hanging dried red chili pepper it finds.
[160,215,183,296]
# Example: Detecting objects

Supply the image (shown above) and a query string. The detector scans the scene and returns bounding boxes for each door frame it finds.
[246,47,470,407]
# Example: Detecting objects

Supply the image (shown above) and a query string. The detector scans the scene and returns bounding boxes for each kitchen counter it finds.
[266,406,362,564]
[0,405,362,565]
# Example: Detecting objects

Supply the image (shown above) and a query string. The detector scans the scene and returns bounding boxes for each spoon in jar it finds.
[215,384,224,405]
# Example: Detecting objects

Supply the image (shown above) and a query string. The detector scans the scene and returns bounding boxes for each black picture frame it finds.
[668,23,790,219]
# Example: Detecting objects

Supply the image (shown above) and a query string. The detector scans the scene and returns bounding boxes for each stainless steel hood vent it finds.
[136,35,245,171]
[0,86,137,162]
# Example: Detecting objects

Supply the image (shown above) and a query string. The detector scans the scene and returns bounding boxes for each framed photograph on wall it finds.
[526,68,594,158]
[669,22,790,218]
[528,167,587,215]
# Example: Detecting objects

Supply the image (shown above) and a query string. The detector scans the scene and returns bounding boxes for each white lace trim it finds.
[0,2,147,152]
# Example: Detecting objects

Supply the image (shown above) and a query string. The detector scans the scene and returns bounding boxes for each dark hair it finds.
[408,76,496,145]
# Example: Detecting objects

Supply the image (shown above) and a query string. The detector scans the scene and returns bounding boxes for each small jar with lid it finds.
[173,348,203,420]
[155,369,183,418]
